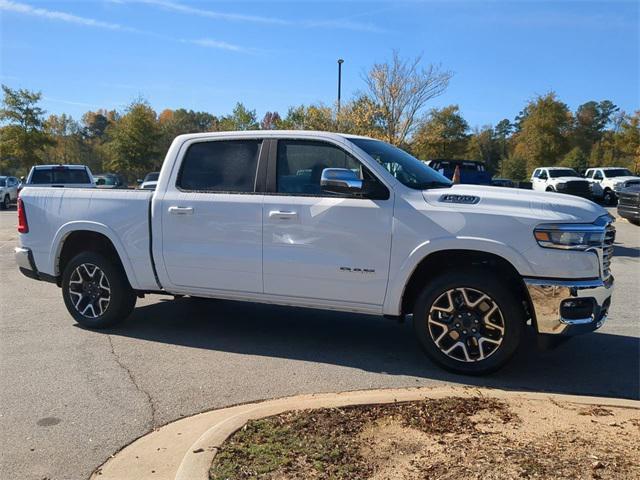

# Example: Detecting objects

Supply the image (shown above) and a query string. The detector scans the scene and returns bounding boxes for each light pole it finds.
[337,58,344,114]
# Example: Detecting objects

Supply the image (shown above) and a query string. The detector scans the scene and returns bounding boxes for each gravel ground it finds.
[0,207,638,480]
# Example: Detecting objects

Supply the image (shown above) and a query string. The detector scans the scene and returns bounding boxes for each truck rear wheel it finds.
[413,269,524,375]
[62,252,136,329]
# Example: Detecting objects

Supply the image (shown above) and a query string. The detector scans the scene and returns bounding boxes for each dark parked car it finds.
[616,183,640,225]
[94,173,128,189]
[491,178,516,188]
[426,159,492,185]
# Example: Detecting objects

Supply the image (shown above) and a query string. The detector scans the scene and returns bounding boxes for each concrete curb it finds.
[91,386,639,480]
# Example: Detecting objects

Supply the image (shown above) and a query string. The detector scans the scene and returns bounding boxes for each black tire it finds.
[1,195,9,210]
[603,189,616,206]
[62,252,136,329]
[413,269,524,375]
[545,186,555,192]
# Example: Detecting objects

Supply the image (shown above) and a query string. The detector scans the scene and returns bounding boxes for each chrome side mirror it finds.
[320,168,363,193]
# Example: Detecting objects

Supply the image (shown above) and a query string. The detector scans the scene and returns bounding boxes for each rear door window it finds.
[177,139,261,192]
[30,168,91,184]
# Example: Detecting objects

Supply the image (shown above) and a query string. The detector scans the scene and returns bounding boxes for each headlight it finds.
[534,224,605,250]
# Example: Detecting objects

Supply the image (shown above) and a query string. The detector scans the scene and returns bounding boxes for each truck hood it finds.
[422,184,607,224]
[607,176,640,184]
[549,176,589,183]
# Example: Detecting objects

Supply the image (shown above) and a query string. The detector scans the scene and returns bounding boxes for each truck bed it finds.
[18,187,158,290]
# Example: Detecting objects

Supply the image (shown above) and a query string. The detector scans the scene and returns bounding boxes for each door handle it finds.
[168,206,194,215]
[269,210,297,220]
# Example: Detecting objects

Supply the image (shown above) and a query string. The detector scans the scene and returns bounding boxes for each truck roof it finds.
[31,164,88,169]
[592,167,630,170]
[173,130,376,142]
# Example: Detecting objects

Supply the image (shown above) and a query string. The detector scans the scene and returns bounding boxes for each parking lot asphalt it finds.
[0,206,638,480]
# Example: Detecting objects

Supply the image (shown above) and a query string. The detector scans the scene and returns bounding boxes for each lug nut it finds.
[463,330,468,334]
[472,328,477,333]
[455,323,461,328]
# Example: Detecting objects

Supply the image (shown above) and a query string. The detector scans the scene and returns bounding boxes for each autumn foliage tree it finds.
[106,100,162,179]
[0,85,53,172]
[412,105,469,159]
[1,80,636,181]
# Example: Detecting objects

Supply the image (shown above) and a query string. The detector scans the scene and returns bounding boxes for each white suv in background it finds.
[530,167,592,199]
[584,167,640,205]
[0,176,19,209]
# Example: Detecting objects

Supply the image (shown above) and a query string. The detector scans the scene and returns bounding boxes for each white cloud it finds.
[140,0,289,26]
[0,0,135,31]
[184,38,249,53]
[1,1,253,54]
[138,0,383,32]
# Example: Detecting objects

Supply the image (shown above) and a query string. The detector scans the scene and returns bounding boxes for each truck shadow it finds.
[106,297,639,400]
[613,244,640,258]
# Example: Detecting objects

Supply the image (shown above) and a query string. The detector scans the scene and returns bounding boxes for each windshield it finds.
[30,168,91,184]
[349,138,452,190]
[144,172,159,182]
[548,169,579,178]
[97,176,118,185]
[605,169,633,178]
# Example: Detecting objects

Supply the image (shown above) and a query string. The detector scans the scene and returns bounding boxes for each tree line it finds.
[1,52,638,181]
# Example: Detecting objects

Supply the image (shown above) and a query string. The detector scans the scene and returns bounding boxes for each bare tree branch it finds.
[363,51,453,145]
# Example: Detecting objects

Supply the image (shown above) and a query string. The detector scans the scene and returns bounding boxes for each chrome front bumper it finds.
[524,277,614,335]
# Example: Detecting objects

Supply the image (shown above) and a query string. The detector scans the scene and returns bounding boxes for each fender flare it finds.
[49,221,142,290]
[382,237,531,316]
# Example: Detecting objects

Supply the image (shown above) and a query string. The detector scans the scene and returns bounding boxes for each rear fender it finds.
[50,221,142,289]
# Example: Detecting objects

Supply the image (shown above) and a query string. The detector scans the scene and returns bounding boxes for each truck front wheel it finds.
[413,269,524,375]
[62,252,136,329]
[603,189,616,206]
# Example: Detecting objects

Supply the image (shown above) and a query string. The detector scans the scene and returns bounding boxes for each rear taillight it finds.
[17,198,28,233]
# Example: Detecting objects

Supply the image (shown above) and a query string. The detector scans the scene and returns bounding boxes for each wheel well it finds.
[400,250,531,320]
[58,231,123,279]
[545,186,554,191]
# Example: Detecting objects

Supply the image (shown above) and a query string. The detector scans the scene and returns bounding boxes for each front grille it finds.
[564,180,591,197]
[601,222,615,279]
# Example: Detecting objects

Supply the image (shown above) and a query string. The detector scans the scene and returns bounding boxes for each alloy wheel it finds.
[67,263,111,318]
[427,287,505,363]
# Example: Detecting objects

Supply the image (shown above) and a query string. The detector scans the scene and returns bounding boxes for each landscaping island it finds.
[210,396,639,480]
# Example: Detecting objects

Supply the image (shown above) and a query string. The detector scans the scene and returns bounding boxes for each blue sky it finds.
[1,0,638,128]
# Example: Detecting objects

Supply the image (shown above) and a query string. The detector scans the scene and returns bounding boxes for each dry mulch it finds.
[210,395,640,480]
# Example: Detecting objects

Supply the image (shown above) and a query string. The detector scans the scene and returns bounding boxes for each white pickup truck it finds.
[531,167,594,199]
[15,131,615,374]
[584,167,640,205]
